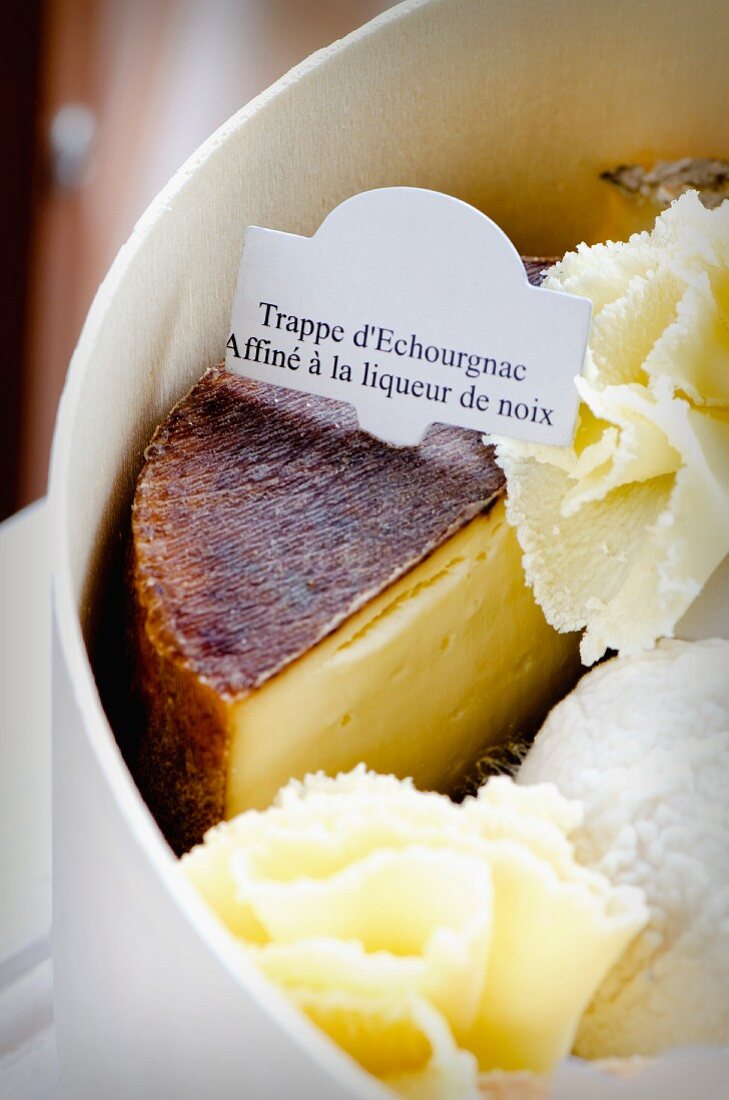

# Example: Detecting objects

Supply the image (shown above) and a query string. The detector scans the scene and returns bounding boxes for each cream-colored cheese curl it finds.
[182,769,646,1099]
[496,192,729,664]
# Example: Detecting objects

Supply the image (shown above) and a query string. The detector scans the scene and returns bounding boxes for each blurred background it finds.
[2,0,397,523]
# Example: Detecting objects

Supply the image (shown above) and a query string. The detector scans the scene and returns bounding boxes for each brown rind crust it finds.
[130,259,555,852]
[130,586,231,853]
[133,374,507,697]
[522,258,557,285]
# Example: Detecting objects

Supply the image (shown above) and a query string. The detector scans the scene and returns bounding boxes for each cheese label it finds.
[226,187,591,447]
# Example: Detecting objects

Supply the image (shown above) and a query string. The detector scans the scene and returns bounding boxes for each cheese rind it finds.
[132,367,504,699]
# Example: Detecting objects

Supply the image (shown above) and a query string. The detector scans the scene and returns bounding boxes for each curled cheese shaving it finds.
[182,769,646,1097]
[496,192,729,664]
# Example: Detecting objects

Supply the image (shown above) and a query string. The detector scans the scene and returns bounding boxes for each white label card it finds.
[226,187,591,447]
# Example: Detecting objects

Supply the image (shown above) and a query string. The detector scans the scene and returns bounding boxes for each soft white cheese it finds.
[519,638,729,1056]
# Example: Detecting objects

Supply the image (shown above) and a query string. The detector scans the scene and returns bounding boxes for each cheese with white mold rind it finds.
[518,638,729,1058]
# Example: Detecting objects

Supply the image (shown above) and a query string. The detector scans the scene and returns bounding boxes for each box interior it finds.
[51,0,729,758]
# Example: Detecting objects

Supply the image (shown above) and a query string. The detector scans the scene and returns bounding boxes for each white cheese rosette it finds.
[496,192,729,664]
[182,768,646,1098]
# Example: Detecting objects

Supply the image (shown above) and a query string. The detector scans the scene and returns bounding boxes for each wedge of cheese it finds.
[129,262,581,853]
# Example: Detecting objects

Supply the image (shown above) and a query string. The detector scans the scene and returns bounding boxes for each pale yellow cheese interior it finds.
[225,499,580,816]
